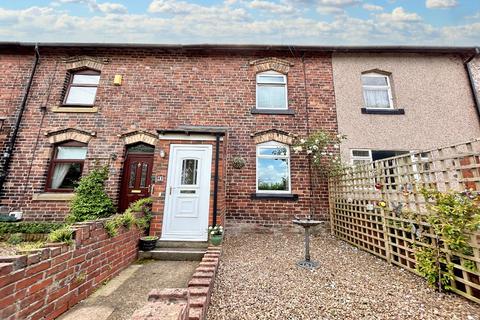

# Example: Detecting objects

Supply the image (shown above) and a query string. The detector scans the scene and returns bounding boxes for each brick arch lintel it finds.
[120,131,157,146]
[63,56,109,72]
[46,128,95,144]
[361,68,391,76]
[252,129,295,145]
[249,58,293,74]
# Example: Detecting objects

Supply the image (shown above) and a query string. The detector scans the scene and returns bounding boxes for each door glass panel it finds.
[140,163,148,188]
[129,162,137,188]
[181,159,198,185]
[180,190,196,194]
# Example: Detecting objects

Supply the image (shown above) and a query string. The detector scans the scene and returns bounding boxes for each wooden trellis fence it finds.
[328,139,480,303]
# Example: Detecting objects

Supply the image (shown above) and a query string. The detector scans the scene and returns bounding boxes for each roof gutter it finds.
[465,48,480,119]
[0,44,40,195]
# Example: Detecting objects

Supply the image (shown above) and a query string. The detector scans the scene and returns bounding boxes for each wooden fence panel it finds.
[329,139,480,304]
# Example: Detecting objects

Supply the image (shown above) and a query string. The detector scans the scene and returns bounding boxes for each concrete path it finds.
[58,260,199,320]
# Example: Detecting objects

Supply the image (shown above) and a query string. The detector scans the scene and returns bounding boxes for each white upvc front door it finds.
[161,144,212,241]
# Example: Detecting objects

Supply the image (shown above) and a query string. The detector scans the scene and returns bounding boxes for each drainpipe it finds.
[212,134,221,226]
[0,44,40,195]
[464,47,480,119]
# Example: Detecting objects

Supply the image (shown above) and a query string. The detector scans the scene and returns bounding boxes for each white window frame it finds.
[256,71,288,110]
[361,72,394,110]
[351,149,372,165]
[256,141,291,194]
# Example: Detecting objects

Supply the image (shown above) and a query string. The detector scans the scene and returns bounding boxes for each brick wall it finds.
[0,50,34,179]
[0,216,143,319]
[0,47,337,228]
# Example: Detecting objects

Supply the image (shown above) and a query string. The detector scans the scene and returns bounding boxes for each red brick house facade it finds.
[0,48,36,196]
[0,44,337,238]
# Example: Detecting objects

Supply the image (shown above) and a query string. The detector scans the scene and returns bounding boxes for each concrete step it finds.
[156,241,209,249]
[139,247,206,261]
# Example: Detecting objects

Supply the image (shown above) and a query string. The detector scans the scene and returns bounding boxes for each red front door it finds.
[119,153,154,212]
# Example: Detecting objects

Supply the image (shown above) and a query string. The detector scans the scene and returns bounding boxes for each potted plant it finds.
[209,225,223,246]
[139,235,158,251]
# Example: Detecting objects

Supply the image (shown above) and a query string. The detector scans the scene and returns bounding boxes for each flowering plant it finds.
[293,130,346,172]
[208,225,223,236]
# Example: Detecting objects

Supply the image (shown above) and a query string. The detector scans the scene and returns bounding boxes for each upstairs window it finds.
[63,70,100,106]
[256,141,291,193]
[256,71,287,110]
[46,141,87,192]
[361,72,393,109]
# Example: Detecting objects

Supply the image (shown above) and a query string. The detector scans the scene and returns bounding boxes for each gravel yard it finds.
[207,228,480,320]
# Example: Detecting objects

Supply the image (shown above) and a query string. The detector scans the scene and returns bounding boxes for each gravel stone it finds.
[207,228,480,320]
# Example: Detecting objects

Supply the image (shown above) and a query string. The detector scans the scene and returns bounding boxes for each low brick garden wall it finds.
[132,245,222,320]
[0,217,144,319]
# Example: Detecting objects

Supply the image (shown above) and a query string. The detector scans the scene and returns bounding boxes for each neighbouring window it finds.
[63,70,100,106]
[256,141,291,193]
[351,149,410,189]
[351,149,372,165]
[361,72,393,109]
[351,149,409,164]
[256,71,288,110]
[46,141,87,192]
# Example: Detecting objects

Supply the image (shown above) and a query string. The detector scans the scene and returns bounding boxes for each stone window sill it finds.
[32,193,75,201]
[52,106,98,113]
[361,108,405,115]
[250,193,299,200]
[250,108,295,115]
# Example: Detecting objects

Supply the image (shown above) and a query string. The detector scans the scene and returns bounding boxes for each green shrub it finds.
[7,233,23,245]
[48,226,74,245]
[129,197,153,212]
[119,210,135,229]
[129,198,153,231]
[104,219,120,237]
[0,222,65,235]
[68,166,115,222]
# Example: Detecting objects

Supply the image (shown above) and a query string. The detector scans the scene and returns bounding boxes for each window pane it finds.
[364,89,390,108]
[140,163,148,188]
[362,76,388,86]
[257,75,285,84]
[72,74,100,85]
[258,158,289,191]
[181,159,198,185]
[65,87,97,105]
[258,146,288,156]
[129,162,137,188]
[352,150,370,157]
[258,85,286,109]
[50,163,82,189]
[56,146,87,160]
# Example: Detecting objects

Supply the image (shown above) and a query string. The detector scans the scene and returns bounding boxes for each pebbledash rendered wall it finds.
[332,52,480,162]
[0,46,338,231]
[0,217,144,320]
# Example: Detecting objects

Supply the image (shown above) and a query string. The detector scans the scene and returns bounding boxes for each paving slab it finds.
[58,260,198,320]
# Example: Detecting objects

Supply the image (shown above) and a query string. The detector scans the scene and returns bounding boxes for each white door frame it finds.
[161,144,212,241]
